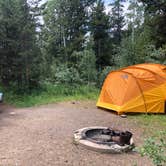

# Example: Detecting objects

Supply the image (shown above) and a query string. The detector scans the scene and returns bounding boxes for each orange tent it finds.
[97,64,166,114]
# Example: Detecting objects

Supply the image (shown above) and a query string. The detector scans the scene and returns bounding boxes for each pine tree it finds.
[0,0,41,90]
[90,0,112,70]
[0,0,19,86]
[126,0,144,39]
[109,0,125,45]
[42,0,95,68]
[140,0,166,47]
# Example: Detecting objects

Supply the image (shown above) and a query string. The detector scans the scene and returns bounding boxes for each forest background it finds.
[0,0,166,106]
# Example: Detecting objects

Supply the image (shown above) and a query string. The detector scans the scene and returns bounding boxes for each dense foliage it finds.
[90,0,112,70]
[140,131,166,166]
[0,0,166,91]
[0,0,41,90]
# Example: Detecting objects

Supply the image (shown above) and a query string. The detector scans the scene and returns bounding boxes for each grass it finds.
[3,84,99,107]
[129,114,166,165]
[129,114,166,136]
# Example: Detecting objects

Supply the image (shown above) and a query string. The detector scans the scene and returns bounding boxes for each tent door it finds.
[165,101,166,113]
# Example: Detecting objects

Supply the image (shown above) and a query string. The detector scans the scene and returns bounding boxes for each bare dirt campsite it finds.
[0,101,154,166]
[0,0,166,165]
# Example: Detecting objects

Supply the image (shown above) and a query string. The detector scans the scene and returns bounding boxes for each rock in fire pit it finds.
[74,126,134,153]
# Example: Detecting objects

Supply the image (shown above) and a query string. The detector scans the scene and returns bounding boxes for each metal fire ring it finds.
[73,126,134,154]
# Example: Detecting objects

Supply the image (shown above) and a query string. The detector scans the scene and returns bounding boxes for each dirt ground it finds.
[0,101,153,166]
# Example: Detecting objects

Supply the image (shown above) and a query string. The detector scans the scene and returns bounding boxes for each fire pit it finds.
[74,126,134,153]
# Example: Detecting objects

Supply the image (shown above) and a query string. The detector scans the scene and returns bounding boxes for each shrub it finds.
[53,65,82,85]
[145,44,166,64]
[139,131,166,166]
[47,49,97,86]
[77,49,97,84]
[115,27,153,67]
[98,66,117,87]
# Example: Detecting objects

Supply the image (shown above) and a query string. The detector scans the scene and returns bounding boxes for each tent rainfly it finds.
[97,64,166,114]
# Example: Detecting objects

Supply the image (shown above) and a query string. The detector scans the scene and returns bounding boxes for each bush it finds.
[115,27,153,67]
[97,66,117,87]
[77,50,97,84]
[53,65,82,85]
[145,44,166,64]
[139,131,166,166]
[45,49,97,86]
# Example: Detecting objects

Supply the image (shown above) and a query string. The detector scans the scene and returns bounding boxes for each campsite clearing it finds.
[0,101,156,166]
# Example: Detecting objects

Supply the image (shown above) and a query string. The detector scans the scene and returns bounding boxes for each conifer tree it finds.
[43,0,95,67]
[140,0,166,47]
[109,0,125,45]
[90,0,112,70]
[0,0,41,90]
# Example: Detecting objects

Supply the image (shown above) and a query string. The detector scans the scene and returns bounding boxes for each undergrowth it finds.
[2,84,99,107]
[139,131,166,166]
[130,115,166,166]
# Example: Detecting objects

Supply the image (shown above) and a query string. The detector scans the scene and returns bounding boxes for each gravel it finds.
[0,101,153,166]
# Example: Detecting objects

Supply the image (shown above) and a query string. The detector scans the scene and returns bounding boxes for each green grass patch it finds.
[129,114,166,166]
[129,114,166,136]
[139,131,166,166]
[3,85,99,107]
